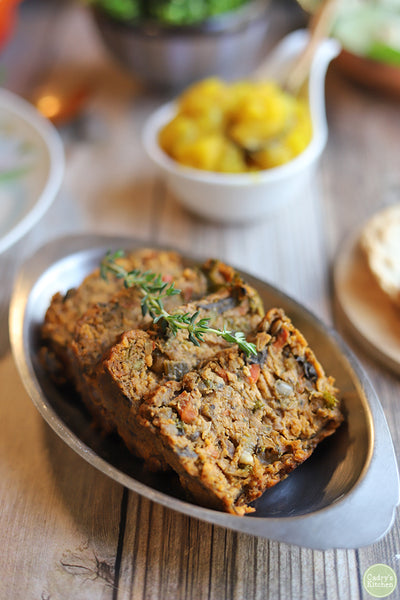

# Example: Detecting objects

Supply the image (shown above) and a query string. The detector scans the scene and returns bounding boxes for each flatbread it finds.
[360,204,400,309]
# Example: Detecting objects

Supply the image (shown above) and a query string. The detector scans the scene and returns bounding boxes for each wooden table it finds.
[1,1,399,598]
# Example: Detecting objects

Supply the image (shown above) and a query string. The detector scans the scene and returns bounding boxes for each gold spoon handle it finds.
[284,0,339,95]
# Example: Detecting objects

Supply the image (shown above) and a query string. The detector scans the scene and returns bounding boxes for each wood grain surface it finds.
[1,1,399,599]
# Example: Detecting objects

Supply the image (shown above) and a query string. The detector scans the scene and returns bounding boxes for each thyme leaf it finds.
[100,250,257,357]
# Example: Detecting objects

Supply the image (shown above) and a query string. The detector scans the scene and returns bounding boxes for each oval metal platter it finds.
[9,234,399,550]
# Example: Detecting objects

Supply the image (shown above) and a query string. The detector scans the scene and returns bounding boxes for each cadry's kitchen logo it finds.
[363,564,397,598]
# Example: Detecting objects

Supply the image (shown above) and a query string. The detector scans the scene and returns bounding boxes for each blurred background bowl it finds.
[334,49,400,98]
[330,1,400,98]
[89,0,272,90]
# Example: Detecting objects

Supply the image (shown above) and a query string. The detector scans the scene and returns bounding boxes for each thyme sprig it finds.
[100,250,257,356]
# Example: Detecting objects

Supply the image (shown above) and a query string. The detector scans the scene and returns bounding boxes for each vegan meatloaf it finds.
[41,248,198,384]
[67,256,255,428]
[138,307,343,514]
[69,262,209,426]
[93,282,264,469]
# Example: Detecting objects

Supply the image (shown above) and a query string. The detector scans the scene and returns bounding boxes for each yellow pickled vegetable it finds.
[158,77,312,173]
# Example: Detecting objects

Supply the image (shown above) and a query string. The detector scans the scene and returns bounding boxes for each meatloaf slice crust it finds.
[138,308,343,514]
[41,248,195,384]
[69,263,208,426]
[93,282,264,469]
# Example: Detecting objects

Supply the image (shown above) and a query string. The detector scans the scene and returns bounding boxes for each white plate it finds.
[334,227,400,376]
[0,88,64,255]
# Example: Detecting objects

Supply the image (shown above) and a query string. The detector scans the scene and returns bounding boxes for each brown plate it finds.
[334,227,400,376]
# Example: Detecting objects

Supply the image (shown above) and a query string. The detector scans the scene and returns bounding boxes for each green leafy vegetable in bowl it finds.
[333,1,400,66]
[86,0,252,25]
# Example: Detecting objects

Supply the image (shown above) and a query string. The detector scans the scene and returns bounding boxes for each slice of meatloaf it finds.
[69,263,209,425]
[94,282,264,469]
[138,308,343,514]
[41,248,196,384]
[40,251,243,386]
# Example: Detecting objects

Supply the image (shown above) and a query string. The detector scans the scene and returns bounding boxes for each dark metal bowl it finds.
[89,1,271,90]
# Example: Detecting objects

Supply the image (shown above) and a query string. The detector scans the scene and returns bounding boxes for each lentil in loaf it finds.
[94,281,264,469]
[138,308,343,515]
[69,262,208,428]
[41,248,196,384]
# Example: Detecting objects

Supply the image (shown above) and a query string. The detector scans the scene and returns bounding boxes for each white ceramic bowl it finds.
[142,30,341,224]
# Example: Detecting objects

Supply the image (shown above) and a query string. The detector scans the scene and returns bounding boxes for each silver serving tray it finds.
[9,234,399,550]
